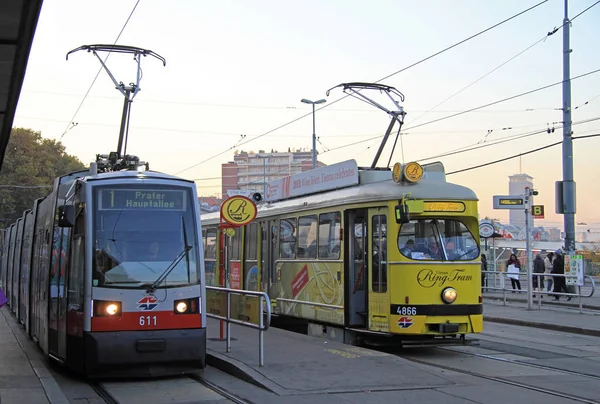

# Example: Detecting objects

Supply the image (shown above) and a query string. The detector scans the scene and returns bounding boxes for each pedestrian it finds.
[552,249,571,301]
[533,253,545,297]
[0,286,7,308]
[544,252,554,292]
[506,253,522,291]
[481,254,488,290]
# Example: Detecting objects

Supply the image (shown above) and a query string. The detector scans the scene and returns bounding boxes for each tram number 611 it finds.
[139,315,157,326]
[397,306,417,316]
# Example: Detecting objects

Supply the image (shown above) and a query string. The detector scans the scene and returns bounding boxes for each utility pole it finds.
[562,0,576,255]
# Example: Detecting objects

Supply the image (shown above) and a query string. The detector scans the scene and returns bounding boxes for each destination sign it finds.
[99,189,186,211]
[493,195,525,210]
[498,198,523,205]
[423,201,465,212]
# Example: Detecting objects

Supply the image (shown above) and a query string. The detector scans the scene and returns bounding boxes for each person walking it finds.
[533,253,545,297]
[544,252,554,292]
[481,254,488,291]
[552,250,570,301]
[506,254,522,291]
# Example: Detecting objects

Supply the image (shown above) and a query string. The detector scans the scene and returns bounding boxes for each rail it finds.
[482,271,596,314]
[206,286,271,366]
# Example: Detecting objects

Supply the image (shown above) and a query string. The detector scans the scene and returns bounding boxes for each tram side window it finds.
[372,215,387,293]
[279,218,297,259]
[230,227,241,260]
[318,212,341,259]
[204,228,217,286]
[205,228,217,259]
[297,215,317,259]
[245,223,258,260]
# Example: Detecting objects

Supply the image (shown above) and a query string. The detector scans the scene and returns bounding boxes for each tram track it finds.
[89,372,251,404]
[398,347,600,404]
[90,381,118,404]
[188,373,252,404]
[440,345,600,381]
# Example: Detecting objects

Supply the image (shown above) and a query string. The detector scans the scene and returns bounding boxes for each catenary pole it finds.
[562,0,576,255]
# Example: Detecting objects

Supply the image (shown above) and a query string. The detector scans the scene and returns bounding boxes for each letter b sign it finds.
[532,205,544,219]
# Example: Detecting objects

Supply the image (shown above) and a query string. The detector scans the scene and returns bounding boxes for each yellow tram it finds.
[201,159,483,345]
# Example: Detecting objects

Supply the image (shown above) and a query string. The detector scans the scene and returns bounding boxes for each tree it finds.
[0,128,86,225]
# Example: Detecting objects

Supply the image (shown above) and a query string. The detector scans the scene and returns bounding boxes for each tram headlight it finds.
[176,302,188,313]
[441,287,457,304]
[106,303,119,315]
[174,298,200,315]
[93,300,122,317]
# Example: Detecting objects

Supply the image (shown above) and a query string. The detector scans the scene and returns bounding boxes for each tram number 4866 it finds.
[139,315,157,326]
[396,306,417,316]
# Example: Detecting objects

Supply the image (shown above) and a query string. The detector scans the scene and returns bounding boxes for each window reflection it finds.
[398,219,479,261]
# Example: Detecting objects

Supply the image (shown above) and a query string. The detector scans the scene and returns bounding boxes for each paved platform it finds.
[205,294,600,402]
[206,318,458,397]
[483,300,600,336]
[0,307,68,404]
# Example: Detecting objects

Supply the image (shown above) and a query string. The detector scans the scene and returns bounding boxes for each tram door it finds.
[259,220,278,295]
[347,210,367,327]
[49,226,70,359]
[367,207,390,332]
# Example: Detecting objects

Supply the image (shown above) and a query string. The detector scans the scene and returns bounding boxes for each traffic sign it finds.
[493,195,524,210]
[479,221,495,238]
[220,196,257,227]
[532,205,545,219]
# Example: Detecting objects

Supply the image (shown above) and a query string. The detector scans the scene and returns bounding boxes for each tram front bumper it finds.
[84,328,206,377]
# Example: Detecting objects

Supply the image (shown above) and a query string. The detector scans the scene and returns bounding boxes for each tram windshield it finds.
[397,218,479,261]
[92,185,201,289]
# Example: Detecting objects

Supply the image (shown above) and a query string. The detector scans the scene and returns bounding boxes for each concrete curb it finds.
[483,295,600,311]
[206,350,281,394]
[485,316,600,337]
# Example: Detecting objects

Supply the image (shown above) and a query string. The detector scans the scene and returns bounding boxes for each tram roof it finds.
[202,161,478,222]
[55,168,195,188]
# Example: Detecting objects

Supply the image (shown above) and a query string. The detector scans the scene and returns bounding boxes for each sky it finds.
[11,0,600,234]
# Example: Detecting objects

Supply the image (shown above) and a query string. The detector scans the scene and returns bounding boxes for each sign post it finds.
[217,196,258,340]
[493,192,537,310]
[524,189,533,310]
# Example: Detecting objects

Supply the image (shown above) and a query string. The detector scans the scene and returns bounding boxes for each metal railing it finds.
[206,286,271,366]
[482,271,596,314]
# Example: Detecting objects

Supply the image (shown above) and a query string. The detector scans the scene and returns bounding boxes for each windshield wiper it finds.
[146,217,193,294]
[182,216,191,283]
[145,245,192,294]
[451,247,479,261]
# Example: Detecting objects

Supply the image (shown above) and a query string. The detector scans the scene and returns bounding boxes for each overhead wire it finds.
[173,1,548,175]
[416,116,600,162]
[401,68,600,132]
[407,36,548,127]
[318,70,600,156]
[59,0,141,141]
[405,0,600,129]
[446,133,600,175]
[190,116,599,186]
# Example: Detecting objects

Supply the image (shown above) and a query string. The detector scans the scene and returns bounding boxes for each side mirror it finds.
[394,203,410,224]
[58,205,75,228]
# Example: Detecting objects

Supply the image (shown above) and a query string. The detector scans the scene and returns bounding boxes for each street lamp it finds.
[256,154,273,196]
[301,98,326,169]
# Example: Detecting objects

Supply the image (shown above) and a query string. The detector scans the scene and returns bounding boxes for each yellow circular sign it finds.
[392,162,402,183]
[403,162,423,183]
[224,228,235,237]
[220,196,257,227]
